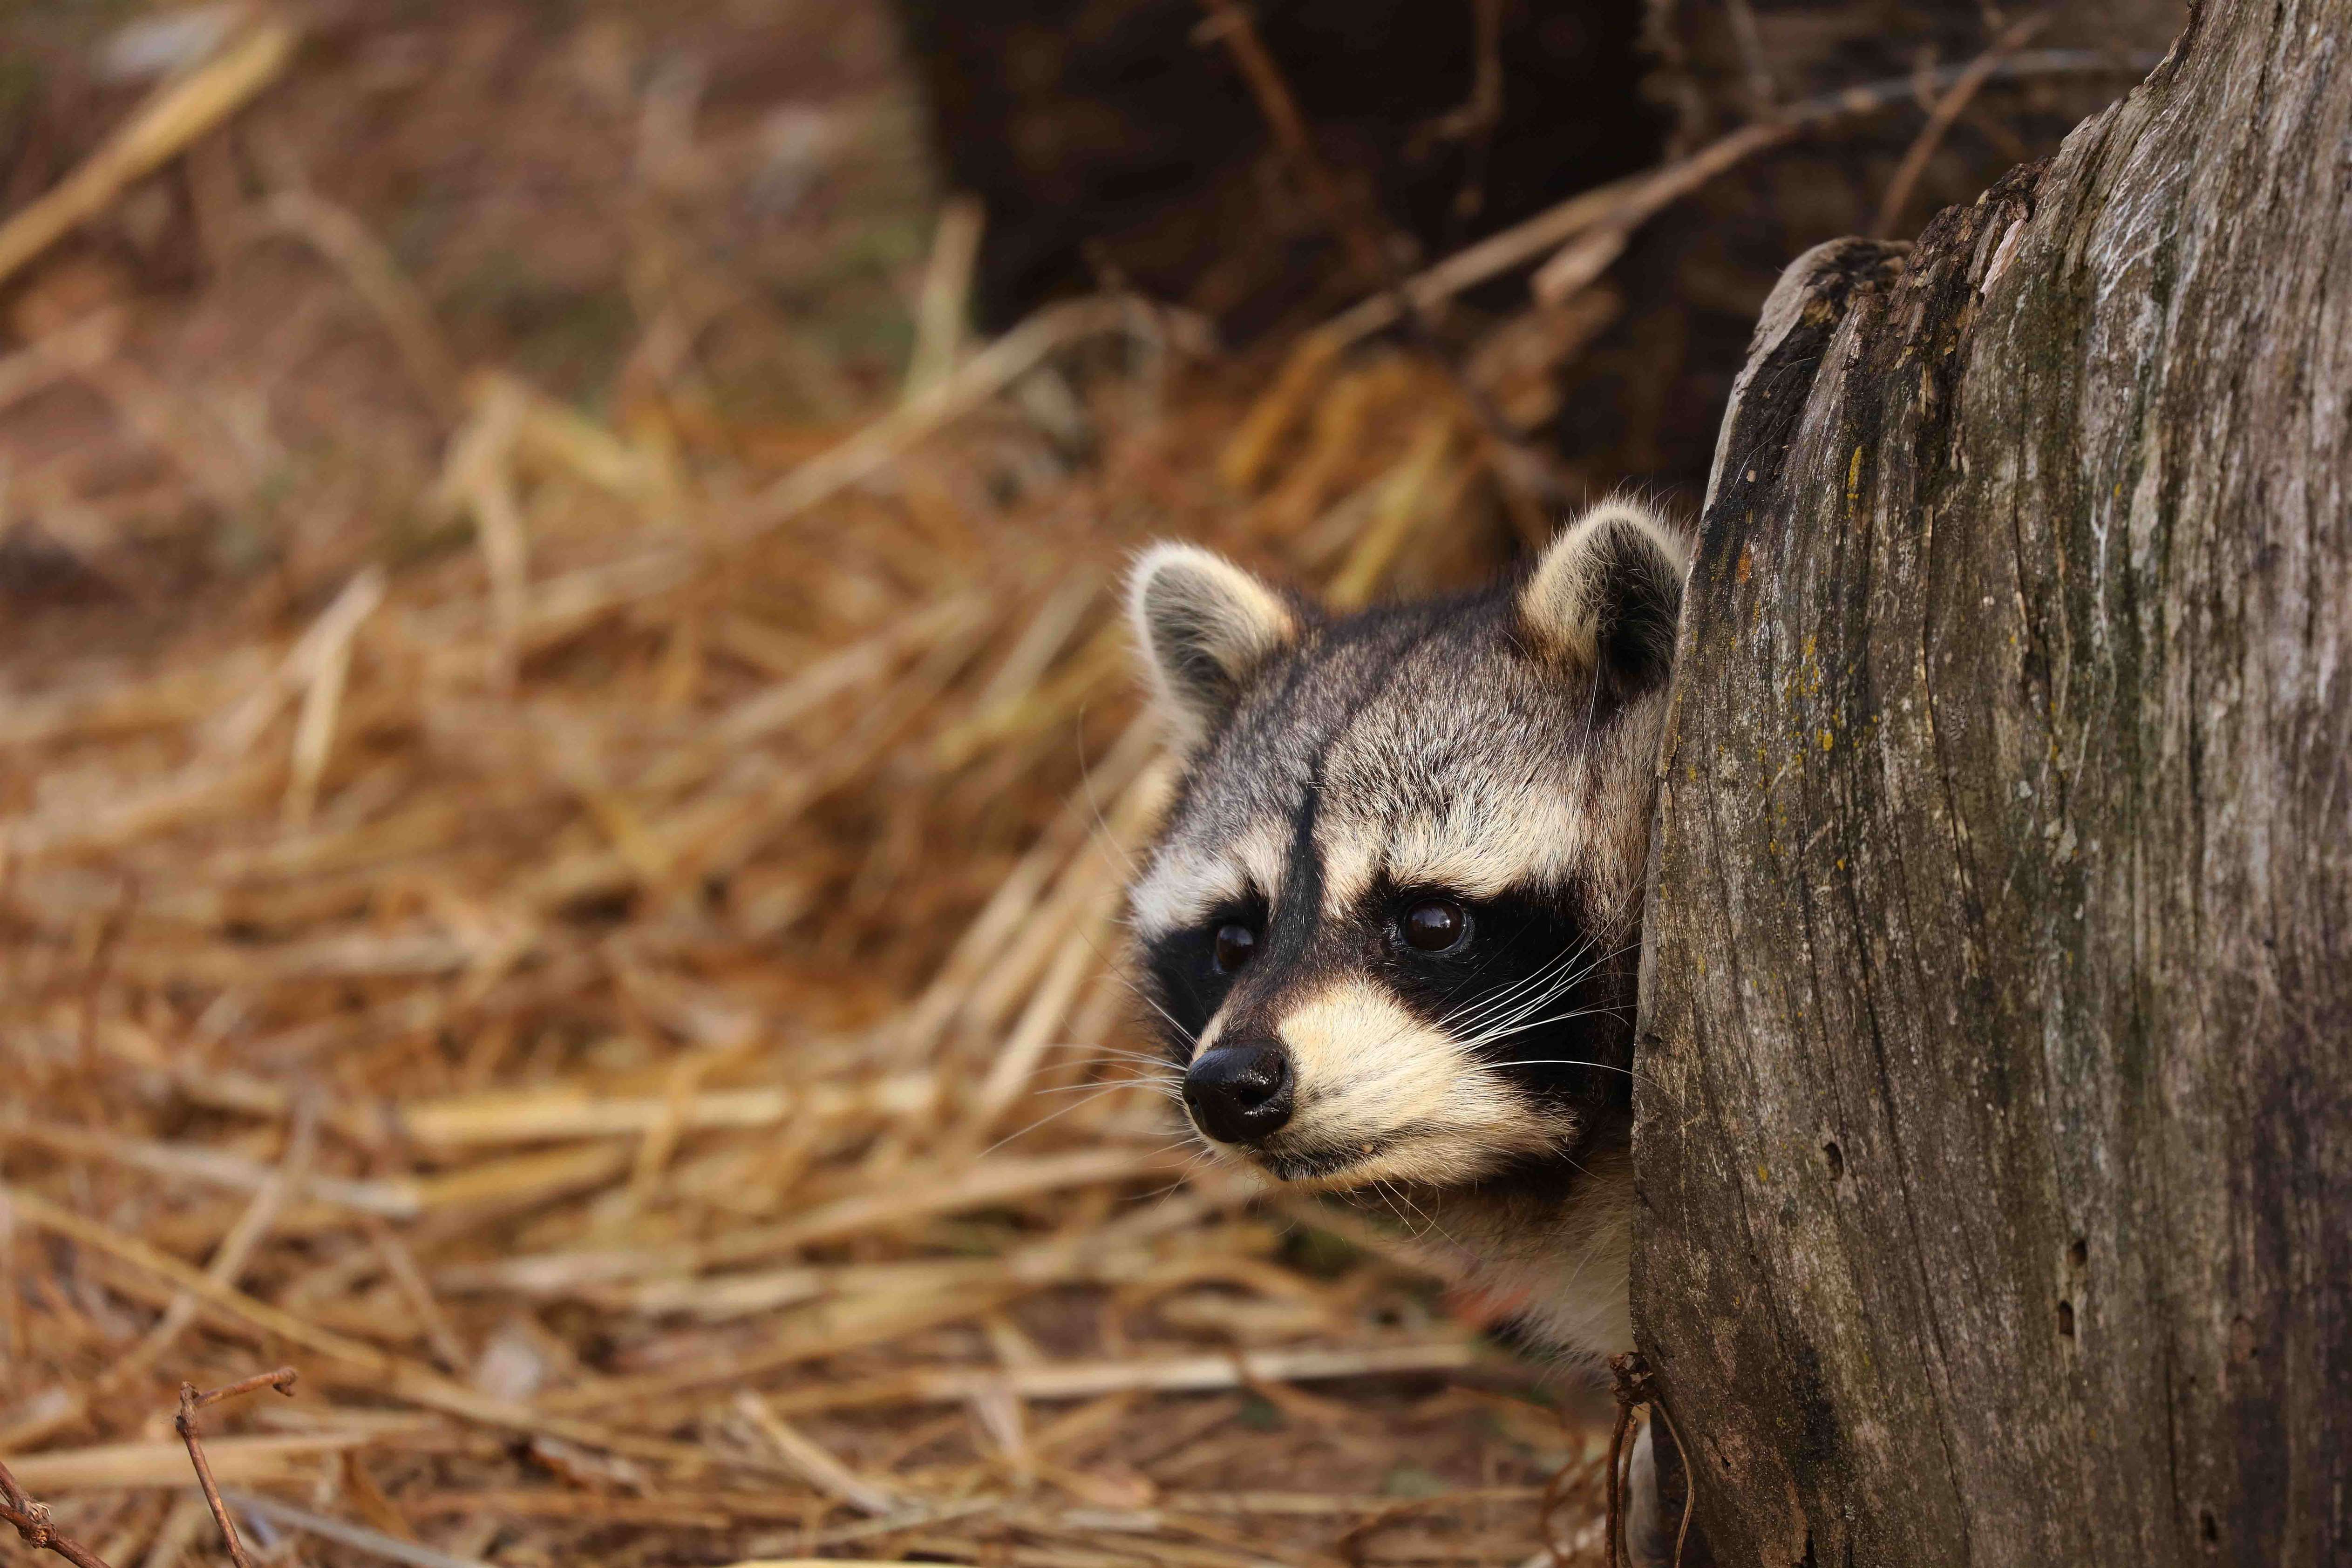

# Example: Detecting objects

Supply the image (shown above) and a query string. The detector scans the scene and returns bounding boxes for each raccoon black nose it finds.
[1184,1041,1294,1144]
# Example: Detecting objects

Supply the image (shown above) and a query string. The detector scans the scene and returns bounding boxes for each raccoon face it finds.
[1124,504,1688,1195]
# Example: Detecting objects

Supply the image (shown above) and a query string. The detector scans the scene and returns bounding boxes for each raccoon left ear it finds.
[1517,502,1692,695]
[1127,543,1301,746]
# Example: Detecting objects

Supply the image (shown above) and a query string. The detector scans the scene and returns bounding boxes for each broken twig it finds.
[0,1368,301,1568]
[176,1368,301,1568]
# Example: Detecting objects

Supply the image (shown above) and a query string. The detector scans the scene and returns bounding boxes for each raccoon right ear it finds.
[1517,501,1691,696]
[1127,543,1300,745]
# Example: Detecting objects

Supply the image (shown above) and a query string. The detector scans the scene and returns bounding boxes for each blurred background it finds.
[0,3,2176,1566]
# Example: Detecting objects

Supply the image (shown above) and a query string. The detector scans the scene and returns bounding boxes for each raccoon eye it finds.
[1212,922,1258,974]
[1400,896,1468,953]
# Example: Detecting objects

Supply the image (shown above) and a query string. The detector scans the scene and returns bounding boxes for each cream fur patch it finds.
[1319,779,1588,913]
[1461,1157,1635,1357]
[1273,978,1564,1188]
[1128,821,1288,939]
[1518,500,1690,666]
[1187,1008,1230,1061]
[1126,543,1298,750]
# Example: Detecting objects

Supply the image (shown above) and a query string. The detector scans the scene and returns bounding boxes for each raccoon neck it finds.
[1451,1147,1635,1364]
[1338,1137,1636,1366]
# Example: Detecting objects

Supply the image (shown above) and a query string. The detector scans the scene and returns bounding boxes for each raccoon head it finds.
[1124,503,1688,1197]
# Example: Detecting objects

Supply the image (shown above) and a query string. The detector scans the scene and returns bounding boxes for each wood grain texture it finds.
[1631,2,2352,1562]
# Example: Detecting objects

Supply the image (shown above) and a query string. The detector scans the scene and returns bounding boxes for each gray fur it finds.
[1125,502,1690,1366]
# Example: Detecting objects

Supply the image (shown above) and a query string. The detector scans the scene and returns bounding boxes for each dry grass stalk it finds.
[2,1432,403,1495]
[0,22,296,287]
[1527,49,2158,305]
[761,1341,1482,1417]
[904,196,987,403]
[1871,14,2056,237]
[1300,48,2164,344]
[734,1392,904,1515]
[255,192,464,416]
[213,1492,493,1568]
[114,1107,319,1383]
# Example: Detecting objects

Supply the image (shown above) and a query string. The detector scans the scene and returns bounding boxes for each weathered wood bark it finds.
[1633,1,2352,1562]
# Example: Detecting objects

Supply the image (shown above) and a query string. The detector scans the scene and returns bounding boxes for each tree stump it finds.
[1633,1,2352,1561]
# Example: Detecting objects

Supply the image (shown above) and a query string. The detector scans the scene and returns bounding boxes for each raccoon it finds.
[1122,501,1690,1362]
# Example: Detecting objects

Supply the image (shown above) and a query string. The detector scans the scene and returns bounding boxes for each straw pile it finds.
[0,10,1612,1568]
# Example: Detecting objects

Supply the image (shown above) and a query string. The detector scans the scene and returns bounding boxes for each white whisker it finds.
[984,1079,1175,1155]
[1438,938,1591,1034]
[1483,1055,1657,1087]
[1457,1005,1625,1051]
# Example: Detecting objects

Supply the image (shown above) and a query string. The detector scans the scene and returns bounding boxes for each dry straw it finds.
[0,18,1610,1568]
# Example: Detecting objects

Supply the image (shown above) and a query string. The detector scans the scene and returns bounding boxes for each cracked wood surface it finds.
[1632,2,2351,1562]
